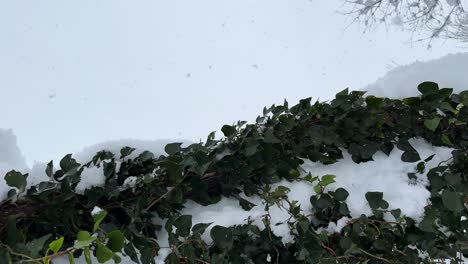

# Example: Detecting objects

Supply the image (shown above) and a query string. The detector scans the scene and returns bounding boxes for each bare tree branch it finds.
[343,0,468,44]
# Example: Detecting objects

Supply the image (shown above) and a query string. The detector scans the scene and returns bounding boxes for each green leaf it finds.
[174,215,192,238]
[96,243,114,263]
[365,192,384,210]
[74,231,96,249]
[84,246,92,264]
[401,151,421,163]
[93,210,108,232]
[59,154,80,173]
[320,175,336,187]
[418,82,439,95]
[239,198,257,211]
[317,195,334,209]
[440,102,455,112]
[304,173,318,184]
[124,243,140,264]
[441,134,453,146]
[164,143,183,155]
[210,225,233,250]
[4,170,27,193]
[459,91,468,105]
[46,161,54,179]
[192,222,213,236]
[424,117,440,132]
[112,254,122,264]
[221,125,236,138]
[441,190,464,213]
[120,146,136,159]
[288,168,301,179]
[24,234,51,258]
[106,230,125,252]
[68,252,76,264]
[339,203,350,215]
[313,184,322,194]
[333,188,349,202]
[48,237,64,254]
[366,96,384,109]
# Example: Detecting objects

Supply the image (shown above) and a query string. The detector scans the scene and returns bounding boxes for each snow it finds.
[75,165,106,194]
[364,52,468,98]
[91,206,103,216]
[0,128,27,173]
[0,129,28,201]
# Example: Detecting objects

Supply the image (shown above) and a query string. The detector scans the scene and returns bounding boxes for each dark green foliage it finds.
[1,83,468,263]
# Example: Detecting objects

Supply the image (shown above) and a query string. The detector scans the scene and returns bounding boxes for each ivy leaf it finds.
[333,188,349,202]
[164,143,183,156]
[59,154,80,173]
[441,190,464,213]
[48,237,64,254]
[96,243,114,263]
[23,234,51,258]
[239,198,257,211]
[401,151,421,163]
[192,222,213,236]
[441,134,453,146]
[4,170,27,193]
[304,173,318,184]
[45,161,54,179]
[221,125,236,138]
[313,184,322,194]
[93,210,108,232]
[418,82,439,95]
[210,225,233,250]
[174,215,192,238]
[339,203,350,215]
[106,230,125,252]
[424,117,440,132]
[124,243,140,264]
[120,146,136,159]
[365,192,384,210]
[320,175,336,187]
[366,96,384,109]
[74,231,96,249]
[84,246,92,264]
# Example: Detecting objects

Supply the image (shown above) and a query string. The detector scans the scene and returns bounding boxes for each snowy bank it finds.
[364,52,468,98]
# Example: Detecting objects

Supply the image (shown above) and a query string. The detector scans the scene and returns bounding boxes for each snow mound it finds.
[0,129,28,201]
[0,128,27,172]
[364,52,468,98]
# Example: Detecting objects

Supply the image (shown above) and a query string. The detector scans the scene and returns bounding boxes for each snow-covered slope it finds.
[364,52,468,98]
[0,129,28,200]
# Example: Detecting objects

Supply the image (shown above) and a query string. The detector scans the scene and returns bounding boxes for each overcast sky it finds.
[0,0,464,165]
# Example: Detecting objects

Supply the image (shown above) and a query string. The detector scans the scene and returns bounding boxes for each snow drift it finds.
[364,52,468,98]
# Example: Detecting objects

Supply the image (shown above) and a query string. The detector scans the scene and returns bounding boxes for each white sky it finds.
[0,0,464,165]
